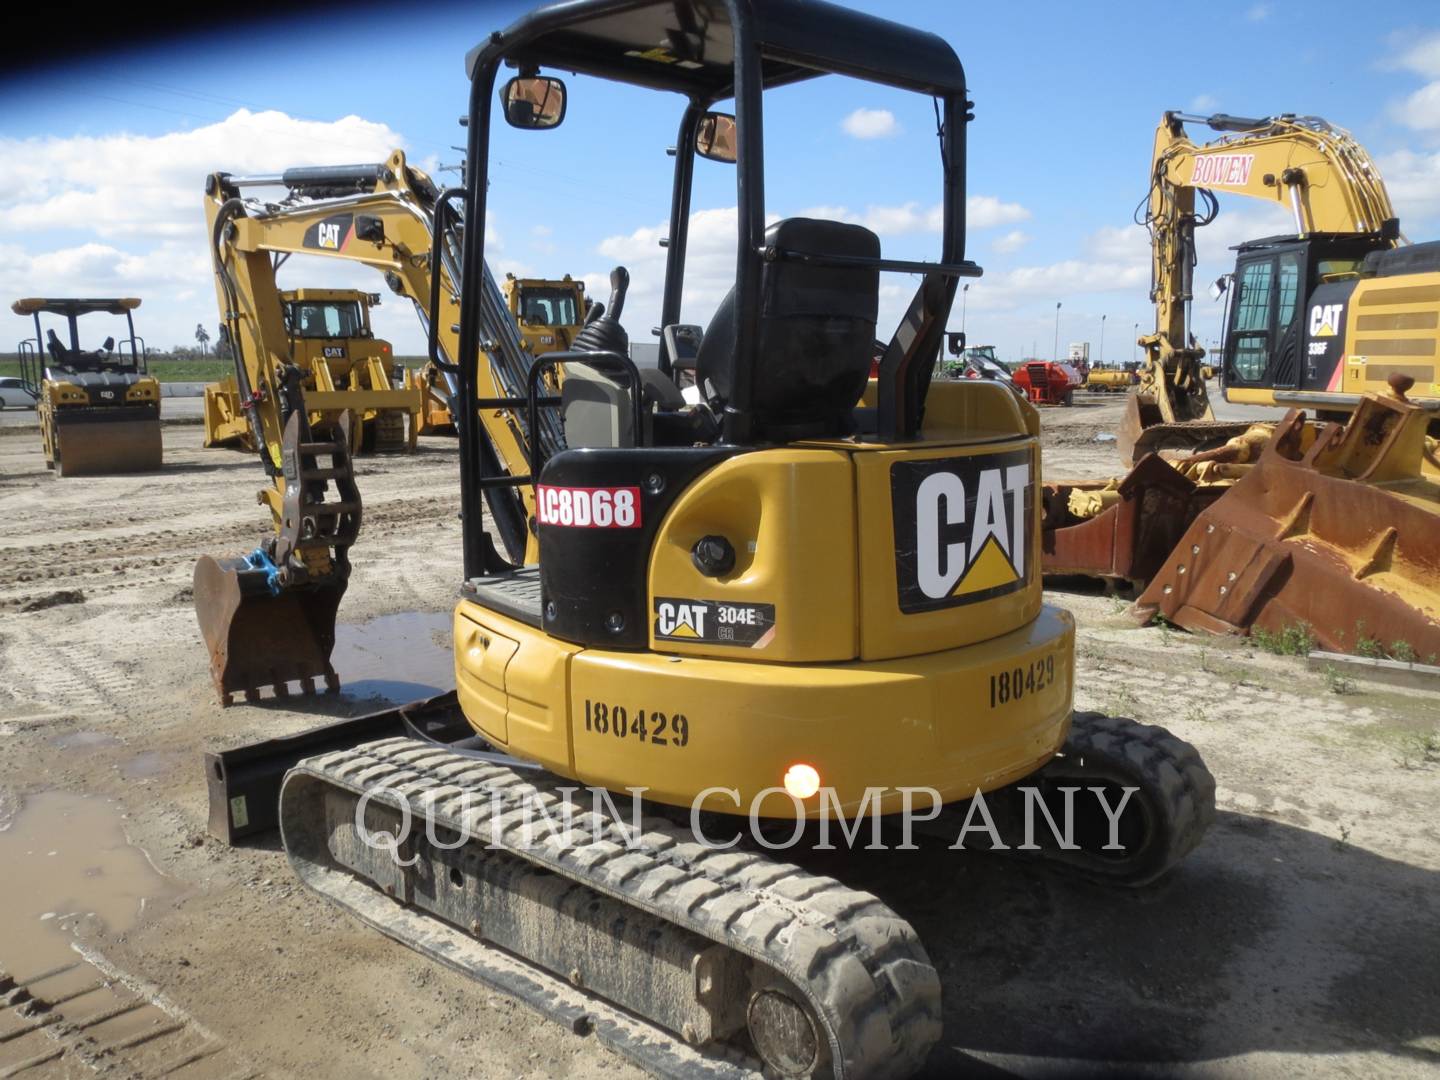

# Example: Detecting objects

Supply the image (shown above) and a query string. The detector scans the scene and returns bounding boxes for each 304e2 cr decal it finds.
[536,485,640,528]
[890,448,1034,613]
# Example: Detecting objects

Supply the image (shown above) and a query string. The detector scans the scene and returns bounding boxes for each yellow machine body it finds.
[501,273,586,355]
[203,287,420,453]
[39,373,162,476]
[454,381,1074,816]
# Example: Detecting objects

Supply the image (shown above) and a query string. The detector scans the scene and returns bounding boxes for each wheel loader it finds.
[204,287,419,454]
[12,297,162,476]
[204,3,1216,1076]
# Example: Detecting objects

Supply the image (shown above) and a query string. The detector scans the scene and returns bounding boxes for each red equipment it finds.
[1012,360,1080,406]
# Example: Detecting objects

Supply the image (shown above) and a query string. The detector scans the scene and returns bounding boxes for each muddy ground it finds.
[0,400,1436,1079]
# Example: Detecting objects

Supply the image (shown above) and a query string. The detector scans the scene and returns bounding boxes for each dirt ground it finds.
[0,401,1436,1079]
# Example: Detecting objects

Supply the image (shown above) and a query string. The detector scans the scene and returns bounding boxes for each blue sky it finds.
[2,0,1438,364]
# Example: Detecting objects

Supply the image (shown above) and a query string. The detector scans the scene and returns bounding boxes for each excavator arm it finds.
[196,150,547,703]
[1124,111,1398,459]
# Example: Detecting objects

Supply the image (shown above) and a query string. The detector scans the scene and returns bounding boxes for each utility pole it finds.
[1099,314,1106,366]
[1053,301,1062,363]
[961,283,970,336]
[1133,321,1140,362]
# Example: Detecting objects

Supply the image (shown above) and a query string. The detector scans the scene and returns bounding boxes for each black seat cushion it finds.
[697,217,879,440]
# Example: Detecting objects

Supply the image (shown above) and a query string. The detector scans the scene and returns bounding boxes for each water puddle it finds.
[51,730,121,750]
[0,790,175,979]
[331,610,454,704]
[119,750,180,780]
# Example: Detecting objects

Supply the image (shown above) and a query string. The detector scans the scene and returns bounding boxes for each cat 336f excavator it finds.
[1121,110,1437,463]
[205,4,1215,1076]
[1043,110,1440,658]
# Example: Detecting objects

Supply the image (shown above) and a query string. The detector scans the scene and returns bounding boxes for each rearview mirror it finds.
[695,112,737,163]
[1209,274,1231,301]
[500,76,567,130]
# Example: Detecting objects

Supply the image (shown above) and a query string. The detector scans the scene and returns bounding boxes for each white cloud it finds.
[992,230,1030,254]
[841,108,899,140]
[0,109,412,351]
[1378,147,1440,232]
[1246,4,1271,21]
[1389,30,1440,79]
[799,196,1028,236]
[1390,81,1440,134]
[1188,94,1219,114]
[967,195,1031,229]
[531,224,553,237]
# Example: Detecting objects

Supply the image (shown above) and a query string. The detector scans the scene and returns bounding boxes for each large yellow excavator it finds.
[205,5,1216,1077]
[1043,111,1440,657]
[12,297,162,476]
[204,287,418,453]
[1121,110,1437,462]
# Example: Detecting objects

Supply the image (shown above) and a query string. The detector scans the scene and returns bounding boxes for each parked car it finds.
[0,376,39,409]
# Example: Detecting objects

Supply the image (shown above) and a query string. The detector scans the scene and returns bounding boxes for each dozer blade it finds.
[194,553,344,706]
[1116,391,1248,468]
[1134,406,1440,655]
[53,413,162,477]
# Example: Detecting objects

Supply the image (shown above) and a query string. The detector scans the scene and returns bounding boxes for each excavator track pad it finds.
[280,738,943,1079]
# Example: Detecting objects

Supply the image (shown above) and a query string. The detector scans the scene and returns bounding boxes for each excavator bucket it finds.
[1134,399,1440,656]
[52,413,163,476]
[194,411,360,706]
[1116,390,1248,467]
[194,554,345,706]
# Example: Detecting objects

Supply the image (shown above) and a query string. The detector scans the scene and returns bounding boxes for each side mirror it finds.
[695,112,737,163]
[500,76,567,130]
[1209,274,1231,302]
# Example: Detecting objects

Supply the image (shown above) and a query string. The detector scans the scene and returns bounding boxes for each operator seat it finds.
[46,329,70,366]
[696,217,880,441]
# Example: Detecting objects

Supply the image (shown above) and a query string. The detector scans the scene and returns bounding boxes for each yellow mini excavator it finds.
[204,287,418,453]
[205,4,1216,1076]
[12,297,162,476]
[194,151,563,701]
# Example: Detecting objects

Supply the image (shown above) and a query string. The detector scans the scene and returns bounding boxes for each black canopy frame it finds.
[453,0,977,578]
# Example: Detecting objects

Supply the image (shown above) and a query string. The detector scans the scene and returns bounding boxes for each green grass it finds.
[1249,621,1317,657]
[0,357,232,382]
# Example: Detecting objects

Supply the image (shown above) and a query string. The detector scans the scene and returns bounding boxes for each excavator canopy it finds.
[467,0,967,99]
[12,297,141,316]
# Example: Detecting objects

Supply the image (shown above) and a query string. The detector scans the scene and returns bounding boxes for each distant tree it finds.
[195,323,211,357]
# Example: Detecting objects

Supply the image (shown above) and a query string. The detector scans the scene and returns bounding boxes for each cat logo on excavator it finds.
[893,448,1033,612]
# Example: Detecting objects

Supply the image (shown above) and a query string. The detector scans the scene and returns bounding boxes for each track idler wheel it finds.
[193,554,345,706]
[1027,712,1215,886]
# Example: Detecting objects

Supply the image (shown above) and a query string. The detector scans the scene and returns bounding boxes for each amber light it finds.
[783,763,821,800]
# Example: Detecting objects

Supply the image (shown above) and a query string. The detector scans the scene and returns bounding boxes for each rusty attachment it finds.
[1133,395,1440,657]
[1041,454,1228,587]
[1116,390,1251,467]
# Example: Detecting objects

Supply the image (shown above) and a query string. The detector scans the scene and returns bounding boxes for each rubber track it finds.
[287,738,942,1079]
[1057,711,1216,881]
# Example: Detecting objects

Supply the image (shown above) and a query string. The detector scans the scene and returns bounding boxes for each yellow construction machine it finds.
[204,287,417,453]
[12,297,162,476]
[1042,111,1440,656]
[204,5,1217,1077]
[1122,110,1437,462]
[502,271,587,354]
[409,272,587,435]
[194,151,556,701]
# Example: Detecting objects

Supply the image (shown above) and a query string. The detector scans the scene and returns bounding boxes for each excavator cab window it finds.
[518,288,578,327]
[1225,250,1303,386]
[287,300,364,340]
